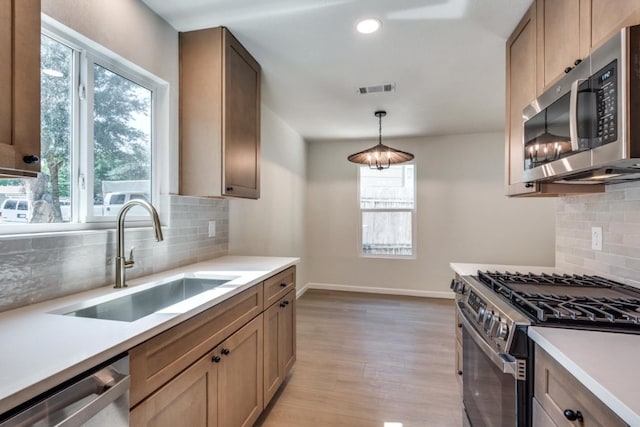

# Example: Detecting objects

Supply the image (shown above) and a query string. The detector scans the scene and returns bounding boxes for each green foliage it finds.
[37,35,151,217]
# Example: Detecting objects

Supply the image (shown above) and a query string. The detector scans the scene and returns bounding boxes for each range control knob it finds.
[488,315,500,337]
[450,279,465,294]
[483,311,494,330]
[496,322,509,340]
[476,306,486,324]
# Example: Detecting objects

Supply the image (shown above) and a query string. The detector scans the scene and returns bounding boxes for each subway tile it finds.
[0,192,229,312]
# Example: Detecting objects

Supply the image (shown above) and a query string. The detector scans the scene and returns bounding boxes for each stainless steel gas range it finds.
[452,270,640,427]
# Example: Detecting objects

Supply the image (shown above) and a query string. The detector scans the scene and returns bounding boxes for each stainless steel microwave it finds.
[522,25,640,184]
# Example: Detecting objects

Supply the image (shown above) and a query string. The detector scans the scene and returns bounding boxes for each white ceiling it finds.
[141,0,532,140]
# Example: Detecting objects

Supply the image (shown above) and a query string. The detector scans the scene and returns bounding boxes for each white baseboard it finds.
[296,282,455,300]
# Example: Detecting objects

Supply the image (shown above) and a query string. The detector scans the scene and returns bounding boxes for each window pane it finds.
[93,64,151,217]
[362,211,413,256]
[360,164,414,209]
[0,35,73,224]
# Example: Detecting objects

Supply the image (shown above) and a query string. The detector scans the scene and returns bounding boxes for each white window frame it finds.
[0,16,166,235]
[358,163,417,259]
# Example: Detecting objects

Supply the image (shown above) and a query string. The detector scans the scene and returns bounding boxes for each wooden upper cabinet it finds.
[586,0,640,50]
[505,4,539,196]
[180,26,261,199]
[538,0,640,91]
[538,0,582,90]
[0,0,40,177]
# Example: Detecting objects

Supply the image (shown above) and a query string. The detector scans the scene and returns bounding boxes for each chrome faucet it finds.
[114,199,164,288]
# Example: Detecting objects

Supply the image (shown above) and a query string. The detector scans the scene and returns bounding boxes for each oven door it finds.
[457,304,530,427]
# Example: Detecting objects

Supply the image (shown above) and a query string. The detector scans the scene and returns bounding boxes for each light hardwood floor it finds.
[255,290,463,427]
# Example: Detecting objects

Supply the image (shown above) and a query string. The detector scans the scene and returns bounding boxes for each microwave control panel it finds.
[593,60,617,146]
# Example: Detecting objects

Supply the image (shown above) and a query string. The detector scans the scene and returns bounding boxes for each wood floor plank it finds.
[255,290,463,427]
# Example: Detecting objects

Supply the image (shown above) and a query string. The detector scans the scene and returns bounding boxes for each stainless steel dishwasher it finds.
[0,355,129,427]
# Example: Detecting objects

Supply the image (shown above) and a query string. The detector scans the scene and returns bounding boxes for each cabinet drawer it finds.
[534,345,626,427]
[264,266,295,308]
[130,284,263,406]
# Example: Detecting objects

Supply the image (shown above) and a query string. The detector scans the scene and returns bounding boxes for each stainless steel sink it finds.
[63,277,233,322]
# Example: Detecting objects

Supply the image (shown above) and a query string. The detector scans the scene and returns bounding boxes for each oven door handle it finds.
[456,303,523,380]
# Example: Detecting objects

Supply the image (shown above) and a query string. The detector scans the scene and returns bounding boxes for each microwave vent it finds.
[357,82,396,95]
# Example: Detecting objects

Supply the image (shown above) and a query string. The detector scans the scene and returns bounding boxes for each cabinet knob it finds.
[283,300,289,305]
[525,182,534,188]
[280,282,287,288]
[564,66,574,74]
[280,302,286,307]
[574,58,582,66]
[457,370,463,376]
[221,348,230,355]
[212,355,221,363]
[23,155,39,164]
[563,409,583,422]
[457,323,462,328]
[226,186,233,192]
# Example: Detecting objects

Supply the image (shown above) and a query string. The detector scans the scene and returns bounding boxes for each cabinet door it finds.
[0,0,40,174]
[0,0,11,149]
[130,355,218,427]
[538,0,582,89]
[218,314,264,427]
[505,4,539,196]
[222,29,260,199]
[280,291,296,379]
[263,300,281,405]
[586,0,640,50]
[264,291,296,406]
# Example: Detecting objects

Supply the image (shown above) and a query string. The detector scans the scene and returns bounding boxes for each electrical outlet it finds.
[208,220,216,238]
[591,227,602,251]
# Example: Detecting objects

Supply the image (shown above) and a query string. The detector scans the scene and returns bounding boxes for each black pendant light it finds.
[347,111,414,170]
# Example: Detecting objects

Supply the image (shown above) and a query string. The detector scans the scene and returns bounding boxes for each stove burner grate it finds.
[476,270,640,330]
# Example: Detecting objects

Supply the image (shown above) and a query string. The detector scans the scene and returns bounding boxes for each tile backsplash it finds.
[0,195,228,312]
[556,181,640,288]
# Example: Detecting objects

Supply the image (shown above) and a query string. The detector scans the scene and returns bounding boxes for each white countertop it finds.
[0,255,298,415]
[449,262,557,277]
[529,327,640,426]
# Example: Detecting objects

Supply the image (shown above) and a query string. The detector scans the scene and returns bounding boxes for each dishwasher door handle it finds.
[56,374,130,427]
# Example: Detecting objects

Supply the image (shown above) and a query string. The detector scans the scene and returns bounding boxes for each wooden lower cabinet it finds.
[131,315,263,427]
[218,315,264,427]
[263,290,296,406]
[130,354,217,427]
[534,345,626,427]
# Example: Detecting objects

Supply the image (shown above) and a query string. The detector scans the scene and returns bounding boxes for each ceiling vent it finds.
[357,82,396,95]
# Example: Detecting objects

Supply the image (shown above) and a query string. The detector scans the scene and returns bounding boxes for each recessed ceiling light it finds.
[42,68,63,78]
[356,18,382,34]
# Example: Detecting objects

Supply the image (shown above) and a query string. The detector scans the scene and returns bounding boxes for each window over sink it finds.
[0,20,159,228]
[359,164,416,258]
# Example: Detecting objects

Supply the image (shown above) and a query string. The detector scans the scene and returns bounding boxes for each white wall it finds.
[306,132,556,296]
[229,105,307,287]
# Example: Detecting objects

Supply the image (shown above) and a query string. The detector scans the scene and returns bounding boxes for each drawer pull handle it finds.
[457,323,462,328]
[563,409,583,422]
[212,355,221,363]
[457,370,463,376]
[221,348,230,356]
[280,302,287,308]
[280,282,287,288]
